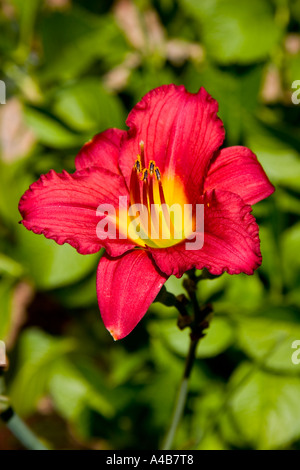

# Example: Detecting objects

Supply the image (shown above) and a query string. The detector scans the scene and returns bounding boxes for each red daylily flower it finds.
[19,85,274,340]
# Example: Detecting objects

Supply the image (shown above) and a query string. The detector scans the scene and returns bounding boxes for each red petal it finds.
[97,250,167,340]
[119,85,224,199]
[19,168,134,256]
[204,146,275,205]
[75,128,126,174]
[150,190,262,278]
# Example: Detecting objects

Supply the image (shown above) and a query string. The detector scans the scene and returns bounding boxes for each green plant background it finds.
[0,0,300,450]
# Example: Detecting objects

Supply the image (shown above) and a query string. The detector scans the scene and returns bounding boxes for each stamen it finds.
[148,175,155,206]
[148,171,156,238]
[157,173,175,239]
[142,175,148,209]
[158,180,166,205]
[128,144,185,248]
[130,163,141,206]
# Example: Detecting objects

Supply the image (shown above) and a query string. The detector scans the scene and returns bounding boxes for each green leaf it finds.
[275,188,300,216]
[245,124,300,192]
[0,161,34,226]
[109,349,149,386]
[39,9,127,82]
[0,278,15,340]
[23,107,84,149]
[282,222,300,288]
[53,79,126,132]
[291,0,300,23]
[161,275,187,297]
[197,431,228,450]
[180,0,282,64]
[16,225,99,290]
[284,52,300,84]
[0,253,24,278]
[257,225,283,297]
[237,316,300,373]
[217,273,265,315]
[54,272,98,308]
[191,385,229,449]
[286,288,300,307]
[184,64,263,144]
[12,0,42,48]
[225,363,300,449]
[10,328,76,416]
[197,317,234,358]
[49,358,114,421]
[128,68,178,105]
[200,272,265,316]
[149,316,234,359]
[196,274,227,304]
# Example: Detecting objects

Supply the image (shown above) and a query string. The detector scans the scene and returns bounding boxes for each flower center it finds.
[122,142,192,249]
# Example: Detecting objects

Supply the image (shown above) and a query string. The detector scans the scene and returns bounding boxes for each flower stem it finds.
[161,337,199,450]
[1,371,48,450]
[0,406,48,450]
[162,269,213,450]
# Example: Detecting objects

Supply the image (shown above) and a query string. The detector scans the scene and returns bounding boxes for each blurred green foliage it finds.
[0,0,300,450]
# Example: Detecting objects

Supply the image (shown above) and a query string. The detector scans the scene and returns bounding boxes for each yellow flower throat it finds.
[119,142,192,249]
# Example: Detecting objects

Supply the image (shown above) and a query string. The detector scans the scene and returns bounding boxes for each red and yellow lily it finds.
[19,85,274,340]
